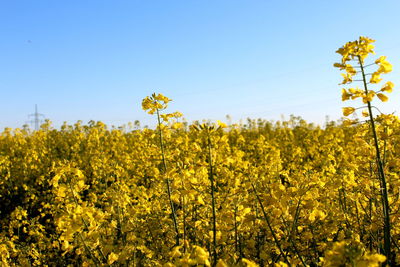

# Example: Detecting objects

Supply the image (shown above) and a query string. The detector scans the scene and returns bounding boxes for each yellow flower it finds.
[241,258,259,267]
[171,111,183,118]
[377,93,388,102]
[192,246,210,266]
[375,55,386,64]
[342,107,356,116]
[341,73,353,84]
[336,36,375,63]
[308,209,326,222]
[357,254,386,266]
[217,120,227,128]
[370,72,382,84]
[333,63,346,69]
[362,91,375,103]
[141,93,171,114]
[170,246,182,258]
[347,87,363,100]
[216,259,228,267]
[343,118,357,126]
[107,252,119,265]
[153,93,172,103]
[381,81,394,93]
[375,56,393,73]
[378,62,393,74]
[341,89,352,101]
[141,97,153,111]
[171,122,184,130]
[61,240,70,251]
[345,64,357,75]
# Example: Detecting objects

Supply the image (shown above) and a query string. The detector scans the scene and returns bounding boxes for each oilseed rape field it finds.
[0,38,399,266]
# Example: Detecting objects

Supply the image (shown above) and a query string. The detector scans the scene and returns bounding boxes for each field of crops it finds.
[0,38,398,266]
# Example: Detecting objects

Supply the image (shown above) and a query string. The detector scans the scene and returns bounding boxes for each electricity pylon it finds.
[28,104,45,130]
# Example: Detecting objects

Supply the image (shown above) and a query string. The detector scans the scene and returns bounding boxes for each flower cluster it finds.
[142,93,172,114]
[334,36,394,117]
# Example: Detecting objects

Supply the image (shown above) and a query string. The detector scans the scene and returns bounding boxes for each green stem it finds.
[288,198,306,267]
[156,108,180,246]
[358,55,391,264]
[251,183,290,265]
[207,133,217,267]
[180,178,187,253]
[234,206,238,254]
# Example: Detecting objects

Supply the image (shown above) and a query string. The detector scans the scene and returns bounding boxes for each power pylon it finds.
[28,104,45,130]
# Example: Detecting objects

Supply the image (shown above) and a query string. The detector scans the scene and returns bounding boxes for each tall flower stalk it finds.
[142,93,182,246]
[335,36,394,264]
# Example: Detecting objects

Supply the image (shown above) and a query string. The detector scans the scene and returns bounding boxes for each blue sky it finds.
[1,0,400,129]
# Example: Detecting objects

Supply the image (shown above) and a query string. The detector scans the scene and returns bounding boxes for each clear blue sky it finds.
[1,0,400,129]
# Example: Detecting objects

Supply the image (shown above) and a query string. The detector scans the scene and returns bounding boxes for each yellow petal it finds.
[333,63,345,69]
[375,56,386,64]
[370,72,382,84]
[362,110,369,117]
[217,120,227,128]
[381,81,394,93]
[216,259,229,267]
[108,252,119,265]
[377,93,388,102]
[342,107,356,116]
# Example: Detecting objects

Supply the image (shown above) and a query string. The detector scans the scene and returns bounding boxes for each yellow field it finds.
[0,37,397,266]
